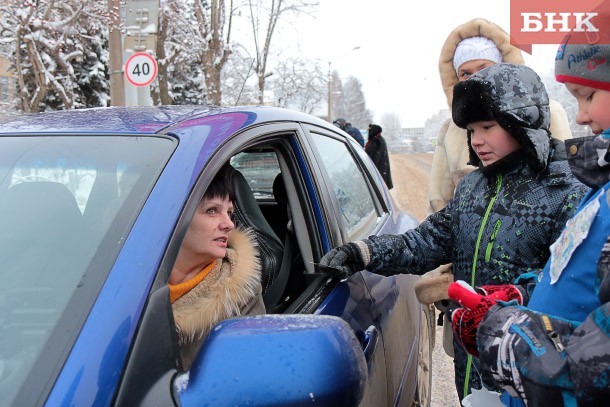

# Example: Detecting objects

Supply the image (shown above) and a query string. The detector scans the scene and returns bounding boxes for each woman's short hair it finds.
[203,164,235,202]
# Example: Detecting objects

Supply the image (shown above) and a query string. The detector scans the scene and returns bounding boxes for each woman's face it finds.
[565,82,610,135]
[467,120,521,166]
[456,59,496,81]
[180,195,235,265]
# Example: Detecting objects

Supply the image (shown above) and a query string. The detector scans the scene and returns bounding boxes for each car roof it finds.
[0,105,332,135]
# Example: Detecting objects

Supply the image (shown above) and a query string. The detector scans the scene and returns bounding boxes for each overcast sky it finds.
[276,0,559,128]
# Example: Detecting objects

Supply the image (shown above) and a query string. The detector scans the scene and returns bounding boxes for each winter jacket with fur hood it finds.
[429,18,573,212]
[171,228,265,370]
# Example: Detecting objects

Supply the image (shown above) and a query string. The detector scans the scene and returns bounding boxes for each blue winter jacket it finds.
[478,135,610,406]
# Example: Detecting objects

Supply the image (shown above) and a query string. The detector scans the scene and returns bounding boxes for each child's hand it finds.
[448,281,523,356]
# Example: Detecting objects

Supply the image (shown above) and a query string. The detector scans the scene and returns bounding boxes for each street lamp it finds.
[327,61,332,121]
[327,46,360,122]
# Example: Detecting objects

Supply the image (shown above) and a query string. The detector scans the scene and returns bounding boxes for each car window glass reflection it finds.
[310,133,379,240]
[0,136,173,406]
[230,151,280,199]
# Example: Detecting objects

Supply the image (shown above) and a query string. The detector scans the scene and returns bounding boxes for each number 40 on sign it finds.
[125,53,158,87]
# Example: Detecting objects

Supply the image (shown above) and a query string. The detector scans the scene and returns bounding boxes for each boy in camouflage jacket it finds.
[449,39,610,407]
[320,63,589,401]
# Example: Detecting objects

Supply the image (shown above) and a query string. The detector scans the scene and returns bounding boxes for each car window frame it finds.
[300,124,390,247]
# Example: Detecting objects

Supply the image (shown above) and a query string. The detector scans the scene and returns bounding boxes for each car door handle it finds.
[362,325,379,362]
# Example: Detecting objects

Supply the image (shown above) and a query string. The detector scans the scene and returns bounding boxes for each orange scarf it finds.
[169,259,217,303]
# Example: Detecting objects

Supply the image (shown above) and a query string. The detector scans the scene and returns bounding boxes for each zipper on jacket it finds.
[542,315,565,352]
[470,173,503,285]
[464,172,503,399]
[485,219,502,262]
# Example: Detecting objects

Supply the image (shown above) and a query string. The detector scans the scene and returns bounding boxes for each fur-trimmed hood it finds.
[172,227,264,369]
[452,63,551,171]
[439,18,524,108]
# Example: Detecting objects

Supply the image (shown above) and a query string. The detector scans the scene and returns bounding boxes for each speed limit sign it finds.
[125,52,158,87]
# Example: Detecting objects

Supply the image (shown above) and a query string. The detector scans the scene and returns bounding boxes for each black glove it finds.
[319,241,369,280]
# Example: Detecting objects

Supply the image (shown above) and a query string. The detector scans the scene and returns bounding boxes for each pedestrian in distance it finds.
[365,124,393,189]
[448,37,610,407]
[334,118,365,147]
[320,63,589,403]
[345,122,365,147]
[332,117,347,131]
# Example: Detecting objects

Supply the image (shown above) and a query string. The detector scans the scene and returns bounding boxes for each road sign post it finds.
[125,52,158,87]
[123,52,157,107]
[121,0,159,106]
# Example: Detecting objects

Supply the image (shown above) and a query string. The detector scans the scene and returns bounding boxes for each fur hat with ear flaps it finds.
[452,63,551,172]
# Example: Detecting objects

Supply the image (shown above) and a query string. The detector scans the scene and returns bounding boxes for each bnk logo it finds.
[521,13,598,32]
[510,0,610,53]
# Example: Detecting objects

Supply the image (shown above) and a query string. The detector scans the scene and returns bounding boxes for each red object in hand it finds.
[448,281,523,356]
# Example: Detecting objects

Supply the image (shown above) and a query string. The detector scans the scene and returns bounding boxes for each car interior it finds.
[228,143,328,314]
[223,128,388,315]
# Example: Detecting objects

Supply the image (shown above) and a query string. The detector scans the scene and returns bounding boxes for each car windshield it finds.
[0,135,174,405]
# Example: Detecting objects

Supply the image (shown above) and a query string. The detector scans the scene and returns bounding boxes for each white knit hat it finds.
[453,36,502,73]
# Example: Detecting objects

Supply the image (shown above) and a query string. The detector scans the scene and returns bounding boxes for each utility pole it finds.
[327,62,331,122]
[326,46,360,123]
[108,0,125,106]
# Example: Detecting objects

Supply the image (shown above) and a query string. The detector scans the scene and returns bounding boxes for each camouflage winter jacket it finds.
[366,64,589,287]
[365,154,587,287]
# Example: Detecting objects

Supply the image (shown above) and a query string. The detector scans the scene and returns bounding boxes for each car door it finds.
[225,122,423,406]
[301,124,424,406]
[182,122,394,405]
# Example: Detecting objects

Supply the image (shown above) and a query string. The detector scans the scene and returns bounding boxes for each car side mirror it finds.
[175,314,367,406]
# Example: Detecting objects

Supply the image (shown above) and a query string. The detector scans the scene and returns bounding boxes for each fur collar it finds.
[172,228,262,359]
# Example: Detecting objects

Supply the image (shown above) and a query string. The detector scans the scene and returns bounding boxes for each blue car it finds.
[0,106,430,407]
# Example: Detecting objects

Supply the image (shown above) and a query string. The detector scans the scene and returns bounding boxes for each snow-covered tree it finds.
[220,45,258,106]
[64,7,109,108]
[155,0,219,105]
[328,69,343,120]
[193,0,233,105]
[331,74,372,129]
[341,76,372,129]
[380,112,402,152]
[270,56,325,113]
[241,0,317,104]
[155,0,236,106]
[0,0,108,112]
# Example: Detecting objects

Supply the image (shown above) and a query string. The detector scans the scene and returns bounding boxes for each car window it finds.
[230,151,280,199]
[310,133,379,240]
[0,135,173,406]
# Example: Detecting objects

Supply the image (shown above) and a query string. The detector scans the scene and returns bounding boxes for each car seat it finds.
[228,167,290,311]
[0,181,85,286]
[0,182,87,370]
